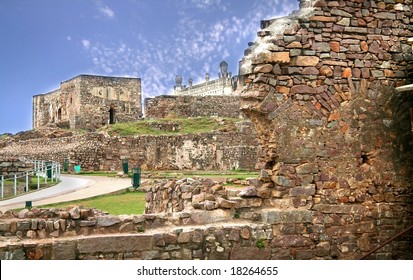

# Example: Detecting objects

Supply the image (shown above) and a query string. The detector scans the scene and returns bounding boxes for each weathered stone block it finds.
[178,231,192,243]
[234,198,262,208]
[271,176,295,187]
[312,204,367,215]
[261,209,314,224]
[296,163,319,174]
[290,85,317,95]
[0,222,10,232]
[267,52,291,64]
[77,235,154,254]
[289,185,316,197]
[190,209,231,224]
[97,216,121,227]
[238,186,257,197]
[230,247,271,260]
[52,241,77,260]
[141,251,160,260]
[254,64,273,73]
[291,56,320,66]
[271,235,314,248]
[16,221,31,231]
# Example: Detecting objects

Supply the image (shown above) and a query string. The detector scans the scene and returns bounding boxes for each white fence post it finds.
[1,175,3,199]
[14,174,17,196]
[25,172,29,192]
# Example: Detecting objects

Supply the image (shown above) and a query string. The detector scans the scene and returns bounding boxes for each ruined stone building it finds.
[145,61,245,119]
[174,61,238,96]
[33,74,142,131]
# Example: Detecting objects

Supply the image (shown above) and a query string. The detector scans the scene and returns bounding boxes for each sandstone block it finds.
[290,85,317,95]
[217,197,237,209]
[164,233,178,244]
[296,163,319,174]
[342,67,352,78]
[240,228,251,239]
[310,16,336,22]
[267,52,291,64]
[254,64,273,73]
[292,56,320,67]
[234,197,262,208]
[289,185,316,197]
[271,175,295,187]
[320,65,333,76]
[302,67,319,75]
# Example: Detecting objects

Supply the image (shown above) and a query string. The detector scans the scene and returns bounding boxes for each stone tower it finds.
[33,74,142,131]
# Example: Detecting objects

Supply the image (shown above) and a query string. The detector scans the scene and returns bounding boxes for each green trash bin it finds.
[63,158,69,172]
[122,159,129,175]
[132,167,141,189]
[46,161,53,179]
[74,165,81,173]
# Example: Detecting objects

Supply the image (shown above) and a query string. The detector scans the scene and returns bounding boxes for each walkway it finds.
[0,175,132,212]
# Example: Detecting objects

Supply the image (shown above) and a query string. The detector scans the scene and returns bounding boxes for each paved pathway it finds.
[0,175,133,212]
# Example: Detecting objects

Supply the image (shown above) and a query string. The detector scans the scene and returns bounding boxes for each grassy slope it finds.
[39,191,146,215]
[103,117,238,136]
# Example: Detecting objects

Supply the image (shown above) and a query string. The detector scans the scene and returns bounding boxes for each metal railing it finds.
[0,160,61,199]
[359,224,413,260]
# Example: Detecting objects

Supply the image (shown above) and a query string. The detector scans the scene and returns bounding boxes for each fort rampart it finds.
[145,95,244,119]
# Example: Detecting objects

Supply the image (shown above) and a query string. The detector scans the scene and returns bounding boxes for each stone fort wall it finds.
[33,75,142,131]
[144,95,245,119]
[1,177,412,260]
[0,123,259,171]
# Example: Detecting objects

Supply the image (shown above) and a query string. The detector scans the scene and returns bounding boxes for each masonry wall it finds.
[0,157,33,176]
[1,177,412,260]
[0,124,259,171]
[33,75,142,131]
[145,95,245,119]
[236,0,413,259]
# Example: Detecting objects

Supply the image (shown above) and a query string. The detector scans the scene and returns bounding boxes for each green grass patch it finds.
[39,190,146,215]
[75,171,119,177]
[103,117,238,136]
[2,177,59,188]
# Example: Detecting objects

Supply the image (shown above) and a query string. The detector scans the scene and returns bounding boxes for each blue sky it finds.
[0,0,298,134]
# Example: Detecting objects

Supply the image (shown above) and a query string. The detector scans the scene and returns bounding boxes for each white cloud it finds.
[81,0,299,98]
[95,0,115,19]
[100,5,114,19]
[66,36,72,41]
[81,39,91,49]
[186,0,227,11]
